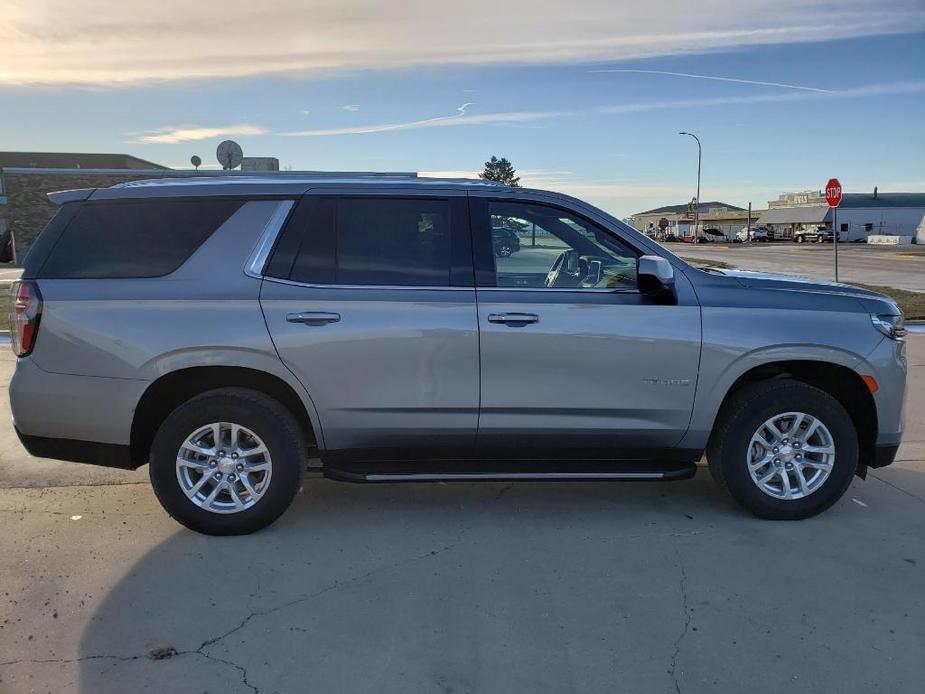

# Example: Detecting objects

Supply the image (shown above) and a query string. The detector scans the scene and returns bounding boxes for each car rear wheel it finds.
[496,243,513,257]
[149,388,305,535]
[707,380,857,519]
[795,235,805,243]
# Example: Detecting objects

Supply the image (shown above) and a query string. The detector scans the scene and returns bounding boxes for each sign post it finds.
[825,178,842,281]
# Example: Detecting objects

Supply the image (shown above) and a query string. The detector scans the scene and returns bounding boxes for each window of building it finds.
[37,198,242,278]
[864,223,873,232]
[841,223,849,232]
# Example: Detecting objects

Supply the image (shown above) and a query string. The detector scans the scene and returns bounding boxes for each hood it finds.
[715,269,901,314]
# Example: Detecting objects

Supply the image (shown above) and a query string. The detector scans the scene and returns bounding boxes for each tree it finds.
[480,156,520,187]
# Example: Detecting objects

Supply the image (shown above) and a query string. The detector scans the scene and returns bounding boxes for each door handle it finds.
[286,312,341,326]
[487,312,539,326]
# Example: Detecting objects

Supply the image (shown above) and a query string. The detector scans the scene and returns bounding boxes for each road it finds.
[0,340,923,693]
[672,243,925,292]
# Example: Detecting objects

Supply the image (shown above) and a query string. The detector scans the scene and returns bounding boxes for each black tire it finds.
[149,388,305,535]
[706,380,857,520]
[795,235,805,243]
[496,244,513,258]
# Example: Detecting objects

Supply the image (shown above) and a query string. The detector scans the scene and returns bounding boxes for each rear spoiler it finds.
[47,188,94,205]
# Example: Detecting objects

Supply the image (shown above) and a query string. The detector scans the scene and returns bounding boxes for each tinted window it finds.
[38,198,242,279]
[287,197,451,287]
[488,202,638,289]
[20,202,80,279]
[336,198,450,286]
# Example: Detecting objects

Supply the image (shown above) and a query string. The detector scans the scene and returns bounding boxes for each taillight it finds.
[9,281,43,357]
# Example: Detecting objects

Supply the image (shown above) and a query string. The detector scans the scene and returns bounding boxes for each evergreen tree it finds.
[480,156,520,187]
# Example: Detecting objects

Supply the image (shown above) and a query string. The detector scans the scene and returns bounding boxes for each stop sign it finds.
[825,178,842,207]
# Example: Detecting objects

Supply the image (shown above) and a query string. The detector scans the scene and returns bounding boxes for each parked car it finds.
[735,226,769,243]
[492,226,521,257]
[793,226,836,243]
[0,228,14,262]
[9,176,906,534]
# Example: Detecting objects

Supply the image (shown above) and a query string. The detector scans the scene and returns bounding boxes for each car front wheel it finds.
[707,380,857,519]
[496,244,513,257]
[149,388,305,535]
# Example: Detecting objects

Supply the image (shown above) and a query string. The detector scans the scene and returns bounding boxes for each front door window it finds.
[489,202,638,290]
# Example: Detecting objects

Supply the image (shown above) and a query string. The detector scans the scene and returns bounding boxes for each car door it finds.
[259,191,479,460]
[470,195,702,458]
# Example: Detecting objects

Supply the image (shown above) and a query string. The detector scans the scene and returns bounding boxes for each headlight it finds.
[871,313,906,340]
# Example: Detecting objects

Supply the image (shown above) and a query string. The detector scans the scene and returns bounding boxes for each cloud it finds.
[131,124,267,144]
[341,105,360,112]
[281,102,564,137]
[589,69,832,93]
[128,79,924,149]
[2,1,923,84]
[282,81,925,137]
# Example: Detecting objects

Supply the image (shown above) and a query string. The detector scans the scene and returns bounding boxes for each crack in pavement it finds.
[496,483,514,499]
[0,650,259,694]
[668,546,692,694]
[0,538,464,694]
[196,539,463,653]
[871,473,925,505]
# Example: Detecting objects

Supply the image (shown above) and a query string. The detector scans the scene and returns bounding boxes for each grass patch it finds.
[850,284,925,320]
[682,257,735,270]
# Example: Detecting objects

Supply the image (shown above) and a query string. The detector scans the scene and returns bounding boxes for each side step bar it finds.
[323,461,697,483]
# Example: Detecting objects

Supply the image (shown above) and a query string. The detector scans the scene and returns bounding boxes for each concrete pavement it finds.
[673,243,925,292]
[0,340,923,693]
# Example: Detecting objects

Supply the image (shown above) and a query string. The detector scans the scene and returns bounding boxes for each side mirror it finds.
[637,255,676,299]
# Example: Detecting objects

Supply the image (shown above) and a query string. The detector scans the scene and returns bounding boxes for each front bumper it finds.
[871,444,900,469]
[865,336,907,448]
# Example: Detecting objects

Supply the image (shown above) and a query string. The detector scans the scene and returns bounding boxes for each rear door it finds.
[259,191,479,460]
[470,195,702,458]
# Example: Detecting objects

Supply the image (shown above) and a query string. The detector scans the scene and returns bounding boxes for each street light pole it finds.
[679,132,701,240]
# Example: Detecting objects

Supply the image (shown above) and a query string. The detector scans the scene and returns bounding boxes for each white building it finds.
[759,190,925,242]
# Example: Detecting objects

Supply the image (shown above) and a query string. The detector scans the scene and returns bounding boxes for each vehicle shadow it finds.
[74,466,925,693]
[73,472,732,692]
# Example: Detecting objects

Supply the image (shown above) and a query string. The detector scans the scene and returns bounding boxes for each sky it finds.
[1,0,924,218]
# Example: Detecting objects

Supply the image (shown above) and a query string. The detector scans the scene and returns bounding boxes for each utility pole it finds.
[679,132,701,240]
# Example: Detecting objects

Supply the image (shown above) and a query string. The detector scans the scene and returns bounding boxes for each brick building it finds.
[0,152,173,259]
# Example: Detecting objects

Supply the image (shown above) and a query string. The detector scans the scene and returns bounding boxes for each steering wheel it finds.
[544,250,575,288]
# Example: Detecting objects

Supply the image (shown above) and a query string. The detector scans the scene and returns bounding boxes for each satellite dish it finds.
[190,155,202,170]
[216,140,243,170]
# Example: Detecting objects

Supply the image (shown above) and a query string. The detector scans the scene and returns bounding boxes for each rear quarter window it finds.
[36,198,242,279]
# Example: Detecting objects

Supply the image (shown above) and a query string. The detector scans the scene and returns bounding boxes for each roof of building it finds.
[634,201,746,216]
[758,207,830,225]
[0,152,167,170]
[837,192,925,209]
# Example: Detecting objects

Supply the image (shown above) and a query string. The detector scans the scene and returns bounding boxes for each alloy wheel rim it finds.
[175,422,273,514]
[747,412,835,500]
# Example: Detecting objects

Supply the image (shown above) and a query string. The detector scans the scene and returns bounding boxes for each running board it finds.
[323,461,697,483]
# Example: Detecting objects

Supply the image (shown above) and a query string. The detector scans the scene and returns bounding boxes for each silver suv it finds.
[8,176,907,534]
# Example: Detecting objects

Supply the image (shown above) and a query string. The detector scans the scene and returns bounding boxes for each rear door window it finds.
[37,198,242,279]
[277,196,471,287]
[335,197,450,286]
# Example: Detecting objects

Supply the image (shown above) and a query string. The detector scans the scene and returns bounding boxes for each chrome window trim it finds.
[261,275,635,294]
[243,199,296,279]
[477,286,640,295]
[261,276,473,291]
